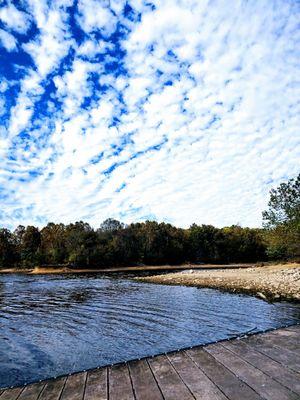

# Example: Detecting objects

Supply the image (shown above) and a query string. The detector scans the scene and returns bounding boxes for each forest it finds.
[0,174,299,269]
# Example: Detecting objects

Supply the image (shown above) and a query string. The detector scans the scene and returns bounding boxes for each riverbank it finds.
[136,263,300,302]
[0,263,256,274]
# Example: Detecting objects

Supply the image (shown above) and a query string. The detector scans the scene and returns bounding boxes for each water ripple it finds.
[0,273,299,388]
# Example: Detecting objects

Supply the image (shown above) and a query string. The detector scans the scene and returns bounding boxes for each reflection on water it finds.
[0,273,299,388]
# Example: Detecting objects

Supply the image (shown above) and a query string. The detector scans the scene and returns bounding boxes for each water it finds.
[0,273,299,388]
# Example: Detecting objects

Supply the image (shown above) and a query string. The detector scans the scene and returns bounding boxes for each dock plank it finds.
[84,368,107,400]
[222,339,300,395]
[60,372,86,400]
[17,382,46,400]
[244,336,300,372]
[148,354,195,400]
[128,359,163,400]
[275,325,300,335]
[206,343,298,400]
[168,350,227,400]
[39,377,66,400]
[285,325,300,333]
[109,364,134,400]
[0,387,23,400]
[187,347,262,400]
[257,330,300,353]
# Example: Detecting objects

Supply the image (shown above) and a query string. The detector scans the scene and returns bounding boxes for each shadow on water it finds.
[0,272,299,388]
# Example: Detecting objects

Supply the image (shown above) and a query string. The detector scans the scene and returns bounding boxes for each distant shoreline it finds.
[0,263,258,275]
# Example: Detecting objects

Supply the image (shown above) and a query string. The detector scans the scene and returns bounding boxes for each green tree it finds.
[0,228,18,268]
[40,223,66,264]
[20,226,41,267]
[14,225,25,245]
[65,221,98,267]
[109,226,141,265]
[262,174,300,259]
[135,221,185,265]
[221,226,266,263]
[187,224,223,263]
[99,218,124,232]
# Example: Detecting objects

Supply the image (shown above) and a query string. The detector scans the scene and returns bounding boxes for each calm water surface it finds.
[0,273,299,388]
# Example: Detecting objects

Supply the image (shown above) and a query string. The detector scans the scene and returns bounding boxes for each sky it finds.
[0,0,299,230]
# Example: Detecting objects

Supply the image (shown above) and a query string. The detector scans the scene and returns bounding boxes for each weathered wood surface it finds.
[39,377,66,400]
[1,325,299,400]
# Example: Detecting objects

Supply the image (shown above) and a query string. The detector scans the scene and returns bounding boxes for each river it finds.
[0,273,299,388]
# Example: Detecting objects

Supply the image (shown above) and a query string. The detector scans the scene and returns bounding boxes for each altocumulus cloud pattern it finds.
[0,0,299,229]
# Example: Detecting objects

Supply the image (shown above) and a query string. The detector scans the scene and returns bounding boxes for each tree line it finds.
[0,173,299,269]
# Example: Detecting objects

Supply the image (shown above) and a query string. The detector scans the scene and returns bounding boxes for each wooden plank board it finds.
[39,377,66,400]
[17,382,46,400]
[269,329,300,347]
[274,326,300,335]
[128,359,163,400]
[84,368,107,400]
[222,339,300,395]
[285,325,300,333]
[148,354,195,400]
[206,343,298,400]
[258,331,300,353]
[109,364,134,400]
[244,337,300,372]
[168,350,227,400]
[0,387,24,400]
[60,372,87,400]
[257,328,299,339]
[186,347,262,400]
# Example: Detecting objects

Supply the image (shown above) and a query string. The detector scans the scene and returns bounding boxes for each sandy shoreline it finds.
[0,263,256,275]
[2,263,299,302]
[136,263,300,302]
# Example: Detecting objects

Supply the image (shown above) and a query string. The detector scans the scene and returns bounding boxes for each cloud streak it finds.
[0,0,299,229]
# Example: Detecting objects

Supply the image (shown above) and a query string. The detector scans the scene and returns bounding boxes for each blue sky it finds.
[0,0,299,229]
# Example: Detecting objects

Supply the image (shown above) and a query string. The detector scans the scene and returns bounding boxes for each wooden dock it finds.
[1,325,299,400]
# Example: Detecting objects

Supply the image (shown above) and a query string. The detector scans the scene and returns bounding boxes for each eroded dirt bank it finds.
[136,263,300,302]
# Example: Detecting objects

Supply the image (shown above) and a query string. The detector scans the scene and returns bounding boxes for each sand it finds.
[0,263,255,275]
[136,263,300,302]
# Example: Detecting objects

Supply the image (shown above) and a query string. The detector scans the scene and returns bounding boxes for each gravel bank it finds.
[137,263,300,302]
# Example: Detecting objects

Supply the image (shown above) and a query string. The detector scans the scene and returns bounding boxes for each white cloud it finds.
[0,2,31,34]
[7,0,75,137]
[77,38,113,57]
[0,80,8,92]
[20,0,75,78]
[9,99,33,137]
[76,0,117,36]
[1,0,299,229]
[53,58,100,117]
[0,28,17,51]
[8,70,43,137]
